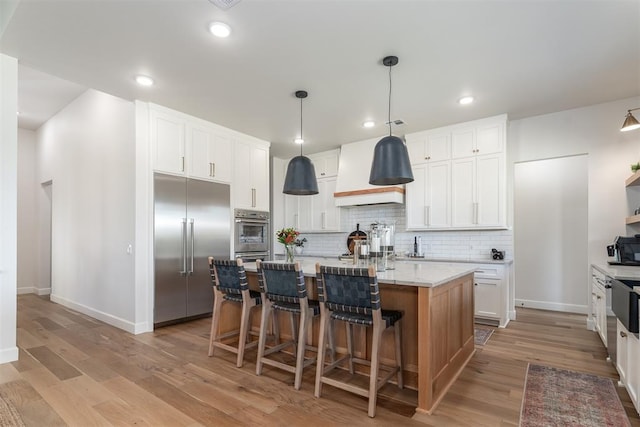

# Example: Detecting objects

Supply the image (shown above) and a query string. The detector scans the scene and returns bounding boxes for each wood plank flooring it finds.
[0,294,638,426]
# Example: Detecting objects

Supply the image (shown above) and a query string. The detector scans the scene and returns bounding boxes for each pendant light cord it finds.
[300,96,303,156]
[388,64,392,137]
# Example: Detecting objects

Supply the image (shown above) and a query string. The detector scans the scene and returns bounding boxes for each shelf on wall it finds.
[625,170,640,187]
[626,214,640,225]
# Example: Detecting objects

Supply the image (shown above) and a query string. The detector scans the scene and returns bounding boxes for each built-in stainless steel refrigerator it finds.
[154,173,230,326]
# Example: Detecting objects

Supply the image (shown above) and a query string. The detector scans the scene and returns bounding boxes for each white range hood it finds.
[334,138,405,207]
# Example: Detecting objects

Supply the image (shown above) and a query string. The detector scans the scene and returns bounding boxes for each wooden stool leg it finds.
[327,317,336,364]
[208,292,223,357]
[271,310,280,345]
[394,320,404,388]
[314,311,329,398]
[293,309,308,390]
[345,321,354,374]
[368,324,383,418]
[236,298,252,368]
[256,300,272,376]
[289,312,298,359]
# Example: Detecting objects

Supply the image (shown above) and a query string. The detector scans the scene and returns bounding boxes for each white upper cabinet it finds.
[407,132,450,164]
[405,114,507,230]
[277,149,341,233]
[308,149,340,178]
[406,162,450,229]
[147,103,269,210]
[452,122,504,159]
[151,109,186,175]
[233,139,270,211]
[188,125,232,183]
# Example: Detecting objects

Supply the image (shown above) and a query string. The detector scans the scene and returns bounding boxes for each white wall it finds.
[17,128,38,294]
[514,155,588,312]
[37,89,138,332]
[508,96,640,312]
[0,54,19,363]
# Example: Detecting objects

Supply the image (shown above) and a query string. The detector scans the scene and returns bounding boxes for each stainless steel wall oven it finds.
[234,209,270,261]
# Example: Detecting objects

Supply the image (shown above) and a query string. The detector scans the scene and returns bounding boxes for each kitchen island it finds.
[234,258,476,415]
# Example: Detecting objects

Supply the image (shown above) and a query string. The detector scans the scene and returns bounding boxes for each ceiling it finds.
[2,0,639,158]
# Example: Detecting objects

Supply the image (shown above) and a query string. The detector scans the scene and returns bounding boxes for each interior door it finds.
[186,179,230,317]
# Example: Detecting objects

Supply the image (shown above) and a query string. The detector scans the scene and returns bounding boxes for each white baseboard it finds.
[514,299,588,315]
[509,309,517,321]
[49,294,146,335]
[0,346,19,364]
[17,286,51,295]
[586,317,596,331]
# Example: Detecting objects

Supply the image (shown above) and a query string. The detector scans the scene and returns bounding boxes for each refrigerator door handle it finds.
[180,218,187,275]
[189,218,195,275]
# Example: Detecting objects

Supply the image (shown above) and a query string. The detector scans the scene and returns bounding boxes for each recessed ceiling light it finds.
[363,120,375,128]
[135,75,154,86]
[294,137,304,144]
[209,21,231,38]
[458,96,474,105]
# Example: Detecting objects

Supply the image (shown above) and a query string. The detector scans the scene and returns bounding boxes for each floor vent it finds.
[475,317,500,327]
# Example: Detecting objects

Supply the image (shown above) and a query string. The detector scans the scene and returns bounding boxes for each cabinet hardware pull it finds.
[321,172,325,176]
[621,331,628,338]
[597,295,601,299]
[474,283,478,286]
[181,156,185,172]
[189,218,195,274]
[180,218,187,275]
[210,162,216,177]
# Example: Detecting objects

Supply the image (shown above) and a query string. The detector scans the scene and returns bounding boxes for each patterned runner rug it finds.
[474,327,494,346]
[0,394,25,427]
[520,364,631,427]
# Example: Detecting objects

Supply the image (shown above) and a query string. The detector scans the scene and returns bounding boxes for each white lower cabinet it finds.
[617,320,639,413]
[473,263,509,327]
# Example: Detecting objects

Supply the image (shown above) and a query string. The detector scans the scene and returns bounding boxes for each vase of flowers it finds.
[294,237,307,255]
[276,227,300,263]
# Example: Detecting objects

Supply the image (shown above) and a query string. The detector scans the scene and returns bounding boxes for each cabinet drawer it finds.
[474,265,504,279]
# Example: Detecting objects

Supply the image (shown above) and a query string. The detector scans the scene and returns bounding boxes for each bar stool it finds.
[314,263,403,418]
[255,260,321,390]
[208,257,262,368]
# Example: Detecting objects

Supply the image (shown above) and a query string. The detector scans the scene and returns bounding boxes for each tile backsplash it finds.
[280,204,513,261]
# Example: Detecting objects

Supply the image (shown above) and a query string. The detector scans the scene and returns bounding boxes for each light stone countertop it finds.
[592,263,640,281]
[284,253,513,265]
[243,257,477,288]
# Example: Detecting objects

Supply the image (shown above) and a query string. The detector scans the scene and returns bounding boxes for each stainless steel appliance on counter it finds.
[154,173,230,326]
[234,208,270,262]
[607,235,640,266]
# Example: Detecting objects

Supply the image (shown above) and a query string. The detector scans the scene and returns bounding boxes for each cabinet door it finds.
[211,133,232,183]
[451,158,476,227]
[297,195,314,231]
[251,144,269,211]
[233,142,253,209]
[474,278,502,319]
[617,320,628,385]
[151,111,186,174]
[476,123,503,156]
[427,161,451,228]
[315,178,339,231]
[451,127,475,159]
[188,126,214,180]
[407,138,427,165]
[309,150,340,178]
[427,133,450,162]
[476,154,503,226]
[406,165,428,229]
[284,194,299,229]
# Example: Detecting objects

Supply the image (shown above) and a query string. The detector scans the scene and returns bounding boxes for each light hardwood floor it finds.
[0,294,638,426]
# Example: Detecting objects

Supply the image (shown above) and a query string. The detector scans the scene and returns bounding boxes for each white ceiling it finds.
[2,0,639,158]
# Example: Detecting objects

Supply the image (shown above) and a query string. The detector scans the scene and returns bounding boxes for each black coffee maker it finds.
[608,235,640,265]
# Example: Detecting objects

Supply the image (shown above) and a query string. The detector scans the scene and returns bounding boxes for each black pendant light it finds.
[283,90,319,195]
[369,56,414,186]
